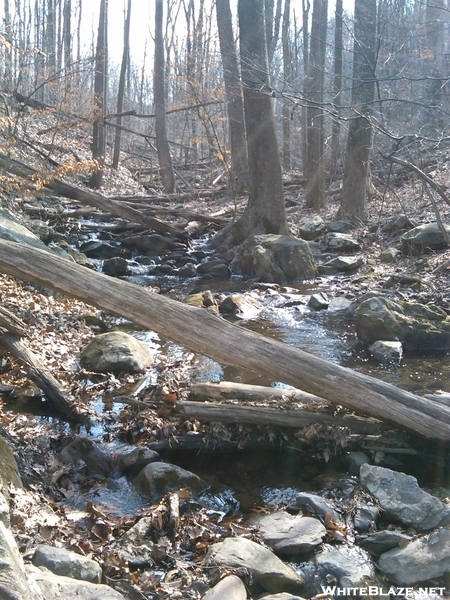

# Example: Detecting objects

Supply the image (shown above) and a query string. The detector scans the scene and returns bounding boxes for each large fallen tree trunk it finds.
[1,241,450,439]
[0,154,184,239]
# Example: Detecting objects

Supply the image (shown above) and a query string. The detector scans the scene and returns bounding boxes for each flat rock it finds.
[202,574,247,600]
[33,545,102,583]
[132,462,208,503]
[249,511,326,554]
[314,544,375,587]
[401,222,450,255]
[357,530,412,555]
[360,464,450,531]
[299,216,326,241]
[378,526,450,585]
[323,232,360,252]
[80,331,154,374]
[296,492,341,523]
[0,207,52,252]
[322,255,364,271]
[203,537,304,594]
[368,340,403,363]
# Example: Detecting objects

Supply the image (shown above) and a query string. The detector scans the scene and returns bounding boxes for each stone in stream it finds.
[368,340,403,364]
[203,537,304,594]
[360,464,450,531]
[314,544,375,588]
[80,331,154,374]
[0,521,35,600]
[249,511,326,554]
[377,526,450,585]
[33,545,102,583]
[202,574,247,600]
[356,530,413,555]
[59,435,113,477]
[132,462,208,503]
[296,492,341,524]
[102,256,129,277]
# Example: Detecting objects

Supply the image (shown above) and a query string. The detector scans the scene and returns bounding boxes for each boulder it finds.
[322,233,360,252]
[380,248,400,263]
[203,537,304,594]
[80,331,154,374]
[321,255,364,272]
[0,522,35,600]
[326,220,353,233]
[355,296,450,352]
[121,234,183,254]
[378,526,450,585]
[249,511,326,554]
[382,214,415,233]
[59,435,113,477]
[219,294,261,319]
[314,544,375,587]
[102,257,129,277]
[296,492,341,523]
[353,503,379,533]
[308,292,329,311]
[78,240,131,259]
[0,435,23,496]
[115,446,160,478]
[0,207,52,252]
[132,462,208,503]
[202,574,247,600]
[357,530,412,555]
[33,545,102,583]
[401,222,450,255]
[368,340,403,363]
[360,464,450,531]
[234,234,317,284]
[298,216,326,241]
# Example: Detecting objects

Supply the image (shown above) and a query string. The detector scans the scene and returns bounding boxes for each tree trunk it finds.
[1,241,450,441]
[282,0,291,171]
[216,0,249,195]
[112,0,131,170]
[63,0,71,83]
[154,0,175,193]
[89,0,108,189]
[330,0,343,178]
[339,0,376,221]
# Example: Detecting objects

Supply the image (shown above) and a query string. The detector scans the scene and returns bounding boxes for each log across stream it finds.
[1,240,450,440]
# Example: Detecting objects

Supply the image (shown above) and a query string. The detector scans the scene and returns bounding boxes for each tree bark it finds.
[330,0,343,178]
[281,0,291,171]
[112,0,131,170]
[1,241,450,440]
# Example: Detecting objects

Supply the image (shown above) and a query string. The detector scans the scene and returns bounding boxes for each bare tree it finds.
[330,0,343,177]
[112,0,131,170]
[281,0,291,170]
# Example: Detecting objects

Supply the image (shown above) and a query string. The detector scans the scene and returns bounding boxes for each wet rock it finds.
[0,207,54,253]
[308,292,329,310]
[296,492,341,523]
[360,464,450,531]
[80,331,154,374]
[185,290,218,311]
[0,435,23,495]
[234,234,317,284]
[353,503,379,533]
[381,247,400,263]
[0,521,35,600]
[56,243,95,269]
[368,340,403,363]
[357,530,412,555]
[26,564,125,599]
[115,447,160,478]
[321,255,364,272]
[328,297,352,312]
[33,545,102,583]
[347,451,370,476]
[299,216,326,241]
[314,544,375,587]
[59,435,113,477]
[132,462,208,503]
[122,234,184,254]
[355,296,450,352]
[219,294,262,319]
[378,526,450,585]
[323,233,360,252]
[102,257,129,277]
[382,214,415,233]
[202,574,247,600]
[203,537,304,594]
[401,222,450,255]
[249,511,326,554]
[79,240,131,259]
[177,262,197,277]
[197,259,229,276]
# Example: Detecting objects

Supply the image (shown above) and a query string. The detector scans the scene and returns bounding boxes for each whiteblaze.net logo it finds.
[320,586,447,597]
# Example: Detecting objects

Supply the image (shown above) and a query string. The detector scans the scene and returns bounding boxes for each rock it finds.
[368,340,403,363]
[0,435,23,495]
[308,293,329,311]
[296,492,341,523]
[201,263,230,279]
[0,492,10,528]
[299,216,326,241]
[249,511,326,554]
[177,262,197,277]
[321,255,364,272]
[203,537,304,594]
[234,234,317,284]
[0,207,54,253]
[56,243,95,269]
[357,530,412,555]
[219,294,261,319]
[323,232,360,252]
[122,234,184,254]
[0,521,35,600]
[360,464,450,531]
[382,214,415,233]
[381,247,400,263]
[80,331,154,374]
[355,296,450,352]
[59,435,113,477]
[102,257,129,277]
[79,240,131,259]
[326,220,353,233]
[314,544,375,587]
[378,526,450,585]
[401,222,450,255]
[197,259,228,275]
[115,447,160,478]
[328,297,352,312]
[26,564,125,599]
[132,462,208,503]
[118,516,167,567]
[202,574,247,600]
[347,451,370,476]
[33,545,102,583]
[353,503,379,533]
[29,219,56,243]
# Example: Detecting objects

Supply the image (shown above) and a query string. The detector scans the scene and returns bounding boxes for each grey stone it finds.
[378,526,450,585]
[26,564,125,599]
[353,503,379,533]
[33,545,102,583]
[360,464,450,531]
[0,521,34,600]
[315,545,375,587]
[308,293,329,311]
[382,214,415,233]
[401,222,450,255]
[328,297,352,312]
[249,511,326,554]
[368,340,403,364]
[357,530,412,555]
[219,294,261,319]
[102,257,129,276]
[0,491,10,527]
[59,435,113,477]
[299,216,326,241]
[177,262,197,277]
[197,259,228,275]
[326,220,353,233]
[132,462,208,503]
[121,234,183,254]
[323,232,360,252]
[80,331,154,374]
[0,207,53,252]
[202,574,247,600]
[322,255,364,271]
[115,447,160,478]
[296,492,341,523]
[381,248,400,263]
[79,240,131,259]
[203,537,304,594]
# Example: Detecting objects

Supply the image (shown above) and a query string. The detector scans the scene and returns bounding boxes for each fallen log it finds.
[0,154,184,239]
[1,241,450,439]
[188,381,327,404]
[176,400,388,435]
